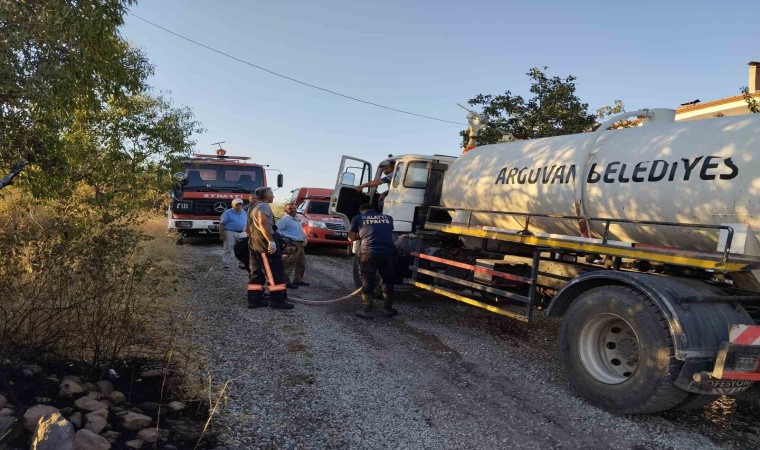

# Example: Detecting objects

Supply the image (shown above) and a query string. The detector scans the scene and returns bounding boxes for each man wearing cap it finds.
[355,160,395,212]
[219,198,247,270]
[355,159,394,192]
[247,187,294,310]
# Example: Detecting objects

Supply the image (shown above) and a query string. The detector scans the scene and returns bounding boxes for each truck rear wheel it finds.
[559,286,689,414]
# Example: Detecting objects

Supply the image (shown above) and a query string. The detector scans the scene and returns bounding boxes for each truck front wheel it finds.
[559,286,689,414]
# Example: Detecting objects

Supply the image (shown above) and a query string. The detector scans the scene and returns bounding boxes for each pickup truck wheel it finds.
[559,285,689,414]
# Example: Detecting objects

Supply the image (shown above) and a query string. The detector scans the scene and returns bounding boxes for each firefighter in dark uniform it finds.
[247,186,294,310]
[349,203,397,319]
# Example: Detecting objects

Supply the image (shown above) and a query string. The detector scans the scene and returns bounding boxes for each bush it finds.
[0,192,183,366]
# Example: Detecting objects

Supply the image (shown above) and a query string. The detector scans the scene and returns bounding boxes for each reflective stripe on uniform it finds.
[261,252,276,286]
[269,284,287,291]
[247,284,264,291]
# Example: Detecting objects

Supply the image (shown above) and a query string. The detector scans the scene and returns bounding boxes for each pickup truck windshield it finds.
[308,201,330,214]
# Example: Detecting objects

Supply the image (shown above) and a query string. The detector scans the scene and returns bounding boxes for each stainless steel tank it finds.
[441,109,760,254]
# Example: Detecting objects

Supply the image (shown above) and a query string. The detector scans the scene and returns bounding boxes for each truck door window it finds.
[404,162,428,189]
[392,162,405,188]
[296,201,306,214]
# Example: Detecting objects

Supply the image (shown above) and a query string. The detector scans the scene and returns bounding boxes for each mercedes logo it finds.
[214,202,228,213]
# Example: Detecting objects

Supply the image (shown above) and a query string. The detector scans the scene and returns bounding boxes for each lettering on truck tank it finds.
[494,155,738,185]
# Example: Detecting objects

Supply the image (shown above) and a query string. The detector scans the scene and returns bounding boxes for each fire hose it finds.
[287,287,362,305]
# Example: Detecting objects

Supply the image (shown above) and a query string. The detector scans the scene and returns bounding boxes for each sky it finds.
[121,0,759,199]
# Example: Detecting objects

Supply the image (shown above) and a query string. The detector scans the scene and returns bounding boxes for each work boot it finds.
[355,294,373,319]
[248,300,269,309]
[381,293,397,317]
[354,309,373,320]
[382,308,398,317]
[270,300,295,310]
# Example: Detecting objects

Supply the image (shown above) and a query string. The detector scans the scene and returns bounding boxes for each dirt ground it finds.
[181,240,760,450]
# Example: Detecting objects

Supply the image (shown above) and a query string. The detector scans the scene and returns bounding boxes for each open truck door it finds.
[330,155,373,229]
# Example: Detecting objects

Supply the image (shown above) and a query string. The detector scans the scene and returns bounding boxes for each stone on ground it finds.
[31,412,74,450]
[121,412,152,430]
[23,405,59,431]
[74,429,111,450]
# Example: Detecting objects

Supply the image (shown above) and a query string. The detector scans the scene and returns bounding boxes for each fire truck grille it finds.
[191,200,227,215]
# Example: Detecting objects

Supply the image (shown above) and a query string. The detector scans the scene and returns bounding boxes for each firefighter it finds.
[354,160,394,212]
[246,187,294,310]
[349,203,397,319]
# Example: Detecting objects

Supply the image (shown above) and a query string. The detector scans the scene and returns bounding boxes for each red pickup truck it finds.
[290,187,351,248]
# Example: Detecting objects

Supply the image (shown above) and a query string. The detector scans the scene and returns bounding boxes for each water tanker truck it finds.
[330,109,760,414]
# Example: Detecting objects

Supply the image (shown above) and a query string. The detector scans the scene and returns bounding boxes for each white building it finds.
[675,61,760,121]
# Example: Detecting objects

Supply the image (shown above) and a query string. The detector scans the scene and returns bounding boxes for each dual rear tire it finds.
[559,285,715,414]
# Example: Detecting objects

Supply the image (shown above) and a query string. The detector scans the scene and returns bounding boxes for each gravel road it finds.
[180,241,760,450]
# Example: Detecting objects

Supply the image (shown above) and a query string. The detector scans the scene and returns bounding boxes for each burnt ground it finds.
[181,239,760,450]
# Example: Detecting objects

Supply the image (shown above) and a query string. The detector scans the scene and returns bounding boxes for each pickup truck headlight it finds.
[307,220,327,228]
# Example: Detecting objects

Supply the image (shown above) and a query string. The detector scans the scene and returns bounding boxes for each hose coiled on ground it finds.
[288,287,362,305]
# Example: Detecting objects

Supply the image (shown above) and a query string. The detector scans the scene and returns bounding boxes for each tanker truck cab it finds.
[329,154,457,234]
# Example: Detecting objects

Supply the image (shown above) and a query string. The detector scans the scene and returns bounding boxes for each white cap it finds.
[231,198,243,205]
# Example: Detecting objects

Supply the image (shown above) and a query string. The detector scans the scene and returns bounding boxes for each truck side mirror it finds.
[277,173,284,188]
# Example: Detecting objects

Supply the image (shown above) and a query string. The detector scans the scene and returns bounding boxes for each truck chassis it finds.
[401,206,760,414]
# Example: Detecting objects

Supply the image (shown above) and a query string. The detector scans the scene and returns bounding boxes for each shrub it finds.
[0,192,183,366]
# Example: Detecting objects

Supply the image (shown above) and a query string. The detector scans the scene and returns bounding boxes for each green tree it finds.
[460,67,598,146]
[0,0,201,202]
[0,1,203,364]
[741,86,760,114]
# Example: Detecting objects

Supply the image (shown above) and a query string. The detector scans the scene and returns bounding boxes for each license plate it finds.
[333,231,347,237]
[735,355,760,371]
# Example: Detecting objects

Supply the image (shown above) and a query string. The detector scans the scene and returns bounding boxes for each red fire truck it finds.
[168,148,282,241]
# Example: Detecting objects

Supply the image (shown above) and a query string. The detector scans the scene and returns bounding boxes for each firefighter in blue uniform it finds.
[349,203,397,319]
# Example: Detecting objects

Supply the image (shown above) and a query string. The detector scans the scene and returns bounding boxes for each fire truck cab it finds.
[168,149,282,240]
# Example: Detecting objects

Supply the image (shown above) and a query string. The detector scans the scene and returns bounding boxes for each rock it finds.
[35,397,53,403]
[130,407,144,414]
[121,412,152,430]
[74,429,111,450]
[140,369,167,378]
[23,405,59,431]
[102,430,121,441]
[31,412,75,450]
[62,375,83,385]
[87,391,104,400]
[60,379,86,397]
[126,439,144,449]
[138,402,160,413]
[0,408,13,417]
[86,409,108,420]
[83,382,97,392]
[161,445,178,450]
[137,427,168,444]
[108,391,126,405]
[24,364,44,377]
[167,401,184,412]
[95,381,114,397]
[0,394,6,409]
[60,407,75,416]
[74,396,109,412]
[0,416,20,441]
[69,412,82,428]
[84,415,107,434]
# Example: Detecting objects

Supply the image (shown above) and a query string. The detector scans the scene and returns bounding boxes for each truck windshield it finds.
[183,164,264,192]
[307,201,330,214]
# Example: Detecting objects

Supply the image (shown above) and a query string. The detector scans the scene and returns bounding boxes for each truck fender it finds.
[545,271,754,361]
